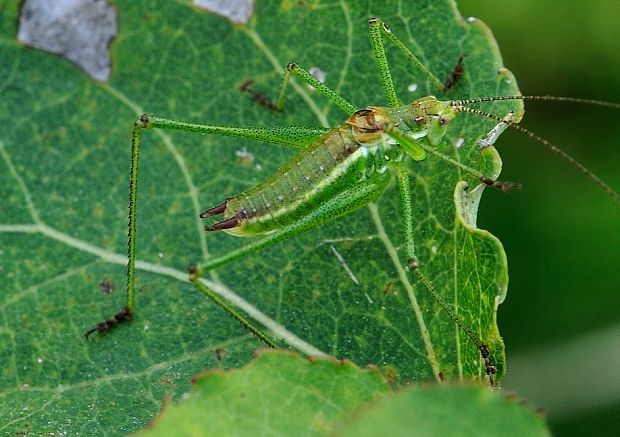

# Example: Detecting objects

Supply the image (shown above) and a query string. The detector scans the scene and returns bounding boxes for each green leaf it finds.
[1,0,522,434]
[140,351,550,436]
[139,350,389,436]
[337,383,550,437]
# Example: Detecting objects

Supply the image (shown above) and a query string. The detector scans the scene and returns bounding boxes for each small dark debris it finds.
[214,347,227,361]
[442,55,464,91]
[99,278,115,294]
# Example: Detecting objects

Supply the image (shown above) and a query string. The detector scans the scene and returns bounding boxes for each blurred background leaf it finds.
[460,1,620,435]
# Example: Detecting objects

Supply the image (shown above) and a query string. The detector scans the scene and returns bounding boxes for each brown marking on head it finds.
[348,108,385,144]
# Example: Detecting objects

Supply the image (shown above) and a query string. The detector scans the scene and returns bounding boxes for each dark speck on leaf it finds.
[99,278,115,294]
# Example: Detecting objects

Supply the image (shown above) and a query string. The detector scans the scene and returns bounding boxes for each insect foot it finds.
[187,263,202,281]
[407,257,420,271]
[136,113,151,128]
[479,176,522,192]
[407,257,497,386]
[84,306,132,339]
[368,16,391,34]
[479,344,498,384]
[238,79,280,112]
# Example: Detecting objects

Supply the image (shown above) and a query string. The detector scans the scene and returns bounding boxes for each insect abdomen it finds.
[227,129,359,234]
[205,109,394,236]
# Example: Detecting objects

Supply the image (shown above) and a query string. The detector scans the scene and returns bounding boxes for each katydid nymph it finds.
[85,17,619,387]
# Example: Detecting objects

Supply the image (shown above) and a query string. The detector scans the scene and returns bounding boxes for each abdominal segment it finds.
[200,109,398,236]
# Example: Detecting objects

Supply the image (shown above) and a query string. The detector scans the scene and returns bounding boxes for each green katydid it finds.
[85,17,619,386]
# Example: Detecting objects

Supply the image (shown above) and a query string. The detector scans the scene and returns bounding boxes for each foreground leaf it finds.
[141,351,549,436]
[1,0,521,433]
[337,384,550,437]
[141,351,389,436]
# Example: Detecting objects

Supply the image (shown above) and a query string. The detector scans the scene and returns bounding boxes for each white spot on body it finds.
[431,246,438,255]
[407,83,418,92]
[36,357,43,364]
[466,16,477,23]
[455,137,465,149]
[330,245,359,285]
[18,0,117,81]
[412,129,429,140]
[194,0,254,24]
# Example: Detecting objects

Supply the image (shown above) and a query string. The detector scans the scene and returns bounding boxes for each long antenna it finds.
[452,95,620,110]
[451,103,620,203]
